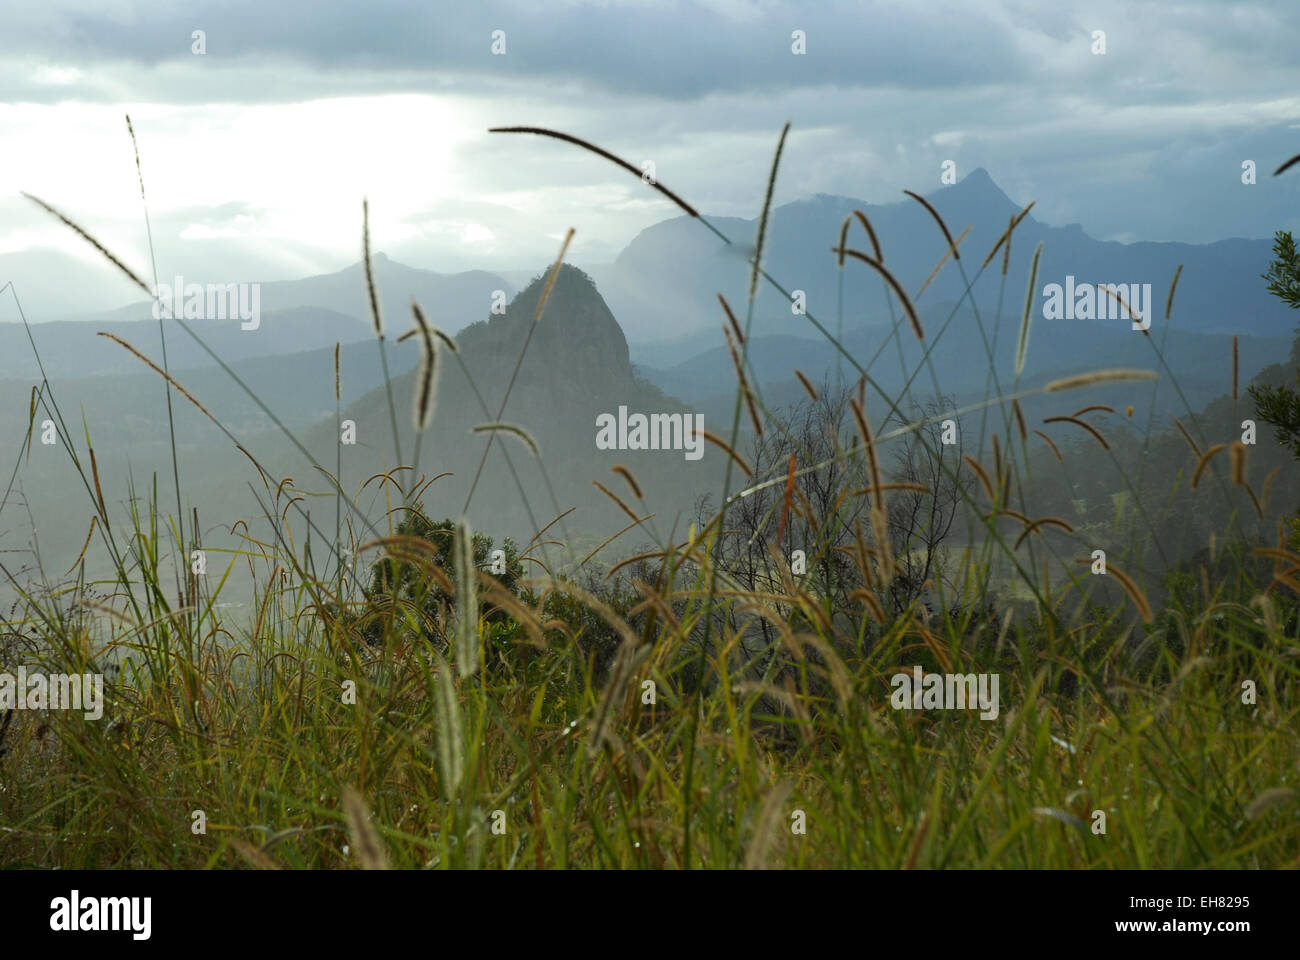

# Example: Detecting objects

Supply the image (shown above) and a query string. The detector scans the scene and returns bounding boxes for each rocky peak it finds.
[464,263,634,398]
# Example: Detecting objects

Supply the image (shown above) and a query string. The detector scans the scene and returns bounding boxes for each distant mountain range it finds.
[3,167,1295,578]
[631,299,1288,428]
[5,167,1291,396]
[0,263,720,584]
[0,255,514,381]
[601,167,1294,348]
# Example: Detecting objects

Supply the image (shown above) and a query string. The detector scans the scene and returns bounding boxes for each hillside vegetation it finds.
[1,128,1297,870]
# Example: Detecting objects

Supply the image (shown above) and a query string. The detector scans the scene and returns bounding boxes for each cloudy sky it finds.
[2,0,1298,316]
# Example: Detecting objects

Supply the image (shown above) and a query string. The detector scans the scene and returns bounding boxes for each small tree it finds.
[1248,230,1300,459]
[357,508,523,648]
[882,396,970,616]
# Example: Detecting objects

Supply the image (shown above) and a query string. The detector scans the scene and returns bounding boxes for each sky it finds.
[1,0,1298,317]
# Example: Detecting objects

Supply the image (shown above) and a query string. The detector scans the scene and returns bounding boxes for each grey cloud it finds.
[3,0,1298,276]
[5,0,1029,103]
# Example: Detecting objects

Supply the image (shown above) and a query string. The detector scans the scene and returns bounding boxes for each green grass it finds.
[1,544,1296,869]
[1,123,1298,870]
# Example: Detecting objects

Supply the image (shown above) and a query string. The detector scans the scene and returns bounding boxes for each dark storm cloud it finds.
[3,0,1298,265]
[6,0,1029,104]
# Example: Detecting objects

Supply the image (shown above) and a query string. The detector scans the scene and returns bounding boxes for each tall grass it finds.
[0,124,1297,870]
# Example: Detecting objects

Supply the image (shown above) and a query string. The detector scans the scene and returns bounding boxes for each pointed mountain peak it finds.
[346,250,398,273]
[474,262,631,383]
[945,167,1006,198]
[929,166,1020,218]
[512,261,599,304]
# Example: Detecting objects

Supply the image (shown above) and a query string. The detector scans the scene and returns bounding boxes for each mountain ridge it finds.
[601,167,1293,344]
